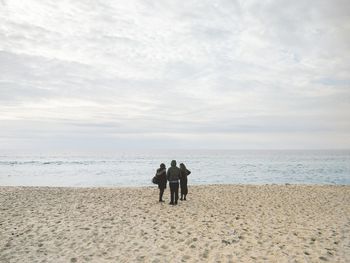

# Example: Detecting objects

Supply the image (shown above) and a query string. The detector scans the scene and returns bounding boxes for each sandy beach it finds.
[0,185,349,262]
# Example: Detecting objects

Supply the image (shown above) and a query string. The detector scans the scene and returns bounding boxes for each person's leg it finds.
[169,183,174,204]
[174,182,179,204]
[184,184,188,200]
[159,188,164,202]
[180,181,184,200]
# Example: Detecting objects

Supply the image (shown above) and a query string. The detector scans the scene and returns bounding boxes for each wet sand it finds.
[0,185,349,262]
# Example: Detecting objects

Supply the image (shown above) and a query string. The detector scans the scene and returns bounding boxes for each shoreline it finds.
[1,182,350,189]
[1,184,349,262]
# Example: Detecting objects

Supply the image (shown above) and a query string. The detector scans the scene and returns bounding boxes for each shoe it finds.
[180,198,183,201]
[159,200,165,202]
[169,202,174,205]
[175,202,178,205]
[184,197,186,201]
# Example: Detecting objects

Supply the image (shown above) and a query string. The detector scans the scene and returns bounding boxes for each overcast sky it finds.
[0,0,349,153]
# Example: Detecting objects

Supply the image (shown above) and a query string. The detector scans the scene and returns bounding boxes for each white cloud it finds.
[0,0,349,151]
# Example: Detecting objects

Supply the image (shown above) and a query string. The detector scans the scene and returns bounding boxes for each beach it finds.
[0,185,349,262]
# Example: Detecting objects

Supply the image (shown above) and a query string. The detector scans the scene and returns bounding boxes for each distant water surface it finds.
[0,150,349,187]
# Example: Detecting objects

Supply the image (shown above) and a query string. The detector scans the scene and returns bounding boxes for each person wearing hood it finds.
[179,163,191,201]
[155,163,167,202]
[166,160,180,205]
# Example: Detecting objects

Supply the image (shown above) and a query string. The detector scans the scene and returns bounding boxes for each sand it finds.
[0,185,349,262]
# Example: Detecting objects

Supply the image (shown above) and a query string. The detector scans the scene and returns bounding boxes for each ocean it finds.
[0,150,349,187]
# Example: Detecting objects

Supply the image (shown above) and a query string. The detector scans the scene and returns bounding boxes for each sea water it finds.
[0,150,349,187]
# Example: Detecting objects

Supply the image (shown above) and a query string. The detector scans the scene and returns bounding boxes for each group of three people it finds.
[155,160,191,205]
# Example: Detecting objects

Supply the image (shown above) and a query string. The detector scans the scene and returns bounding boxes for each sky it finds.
[0,0,350,153]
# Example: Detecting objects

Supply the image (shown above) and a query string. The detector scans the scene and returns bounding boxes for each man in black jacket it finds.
[166,160,180,205]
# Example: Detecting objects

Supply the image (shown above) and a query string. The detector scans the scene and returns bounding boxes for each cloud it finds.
[0,0,349,151]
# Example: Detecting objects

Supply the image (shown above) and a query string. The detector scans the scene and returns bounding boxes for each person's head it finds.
[160,163,166,169]
[171,160,177,167]
[180,163,186,170]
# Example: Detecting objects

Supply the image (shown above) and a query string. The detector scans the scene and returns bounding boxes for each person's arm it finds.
[177,168,181,180]
[187,169,191,176]
[160,169,166,180]
[156,168,164,177]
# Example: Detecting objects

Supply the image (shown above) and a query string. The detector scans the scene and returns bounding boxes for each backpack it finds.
[152,176,159,184]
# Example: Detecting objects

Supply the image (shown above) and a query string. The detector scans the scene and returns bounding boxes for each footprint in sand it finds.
[182,255,191,261]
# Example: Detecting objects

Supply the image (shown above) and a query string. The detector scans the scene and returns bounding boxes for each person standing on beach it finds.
[179,163,191,201]
[166,160,180,205]
[156,163,167,202]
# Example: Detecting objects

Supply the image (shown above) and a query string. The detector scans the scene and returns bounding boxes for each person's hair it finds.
[180,163,186,170]
[160,163,166,169]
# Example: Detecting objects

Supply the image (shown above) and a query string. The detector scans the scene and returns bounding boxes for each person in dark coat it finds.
[166,160,180,205]
[179,163,191,201]
[156,163,167,202]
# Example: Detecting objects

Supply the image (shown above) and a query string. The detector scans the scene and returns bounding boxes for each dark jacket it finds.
[180,168,191,184]
[180,167,191,195]
[167,160,180,183]
[156,167,167,189]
